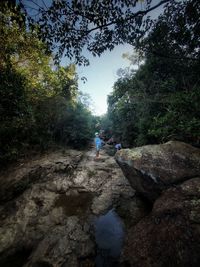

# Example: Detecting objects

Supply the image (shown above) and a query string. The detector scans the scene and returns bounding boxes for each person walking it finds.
[94,132,102,159]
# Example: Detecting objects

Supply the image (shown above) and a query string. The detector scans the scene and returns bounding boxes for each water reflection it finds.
[94,209,125,267]
[54,192,93,216]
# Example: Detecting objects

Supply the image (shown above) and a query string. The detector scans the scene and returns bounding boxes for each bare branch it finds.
[41,0,48,10]
[28,0,45,10]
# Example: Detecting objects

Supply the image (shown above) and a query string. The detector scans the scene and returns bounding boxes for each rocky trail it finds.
[1,141,200,267]
[0,145,140,267]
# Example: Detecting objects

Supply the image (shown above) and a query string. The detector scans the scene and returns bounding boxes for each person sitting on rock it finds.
[115,143,122,150]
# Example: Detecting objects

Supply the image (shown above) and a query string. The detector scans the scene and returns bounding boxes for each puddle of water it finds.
[54,192,93,216]
[0,248,32,267]
[94,209,125,267]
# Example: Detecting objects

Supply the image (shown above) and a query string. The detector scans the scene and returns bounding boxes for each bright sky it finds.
[61,44,133,115]
[76,44,133,116]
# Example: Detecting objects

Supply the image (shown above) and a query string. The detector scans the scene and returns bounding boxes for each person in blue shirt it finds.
[94,132,102,158]
[115,143,122,150]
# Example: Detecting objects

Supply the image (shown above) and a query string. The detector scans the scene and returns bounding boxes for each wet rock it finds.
[0,150,83,203]
[91,191,113,215]
[116,194,150,227]
[123,177,200,267]
[0,147,134,266]
[115,141,200,201]
[32,261,53,267]
[0,151,84,266]
[0,247,32,267]
[45,175,74,194]
[25,219,94,267]
[0,186,59,256]
[91,175,134,215]
[54,192,94,217]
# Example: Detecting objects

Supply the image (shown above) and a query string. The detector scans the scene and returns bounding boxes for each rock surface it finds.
[0,146,140,267]
[2,141,199,267]
[115,141,200,267]
[115,141,200,201]
[0,150,83,204]
[123,177,200,267]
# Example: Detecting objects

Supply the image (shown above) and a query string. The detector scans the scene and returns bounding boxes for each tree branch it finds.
[85,0,170,34]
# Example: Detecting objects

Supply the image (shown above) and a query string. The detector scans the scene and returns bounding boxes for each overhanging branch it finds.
[85,0,170,34]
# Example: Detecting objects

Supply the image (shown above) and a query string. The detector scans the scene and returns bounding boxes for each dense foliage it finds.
[0,4,94,165]
[106,0,200,147]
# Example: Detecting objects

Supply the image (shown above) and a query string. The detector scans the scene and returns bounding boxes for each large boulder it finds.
[115,141,200,201]
[122,177,200,267]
